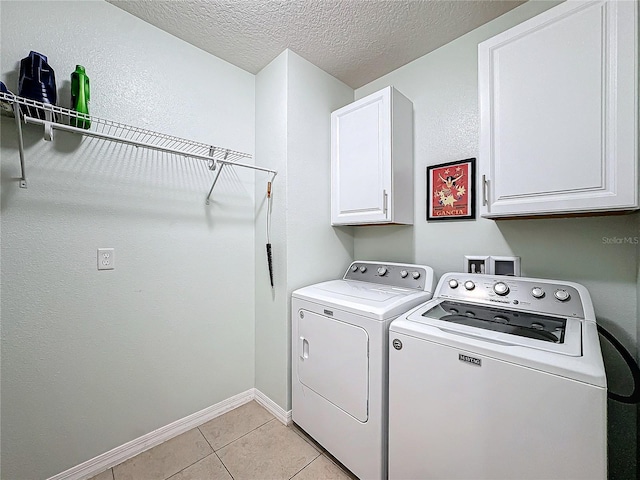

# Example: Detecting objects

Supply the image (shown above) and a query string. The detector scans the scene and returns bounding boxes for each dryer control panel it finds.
[344,262,435,292]
[436,273,586,319]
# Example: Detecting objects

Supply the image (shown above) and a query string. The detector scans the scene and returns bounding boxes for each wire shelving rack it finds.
[0,92,276,204]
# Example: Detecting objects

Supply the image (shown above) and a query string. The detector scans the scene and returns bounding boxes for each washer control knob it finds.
[554,289,570,302]
[359,266,367,273]
[464,281,475,291]
[493,282,509,296]
[351,265,358,272]
[412,271,421,280]
[448,279,459,289]
[531,287,545,299]
[377,267,388,276]
[400,270,408,278]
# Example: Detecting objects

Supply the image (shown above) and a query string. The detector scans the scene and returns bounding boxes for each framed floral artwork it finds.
[427,158,476,221]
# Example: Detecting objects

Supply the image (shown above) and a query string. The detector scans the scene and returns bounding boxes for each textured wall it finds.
[254,50,354,410]
[284,50,355,404]
[354,1,638,478]
[0,1,256,479]
[254,51,289,408]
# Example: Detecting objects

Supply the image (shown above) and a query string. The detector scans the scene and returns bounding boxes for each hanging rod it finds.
[0,92,276,202]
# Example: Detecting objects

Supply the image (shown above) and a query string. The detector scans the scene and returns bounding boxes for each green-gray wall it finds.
[254,50,354,410]
[1,1,256,478]
[354,1,639,478]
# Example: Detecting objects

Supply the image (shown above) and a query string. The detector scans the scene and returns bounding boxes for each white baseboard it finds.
[253,388,292,426]
[48,389,255,480]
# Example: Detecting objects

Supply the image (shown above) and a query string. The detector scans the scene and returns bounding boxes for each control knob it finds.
[448,279,459,289]
[377,267,388,276]
[554,289,570,302]
[493,281,509,296]
[464,281,475,291]
[351,265,358,272]
[400,270,408,278]
[531,287,545,299]
[412,271,421,280]
[359,266,367,273]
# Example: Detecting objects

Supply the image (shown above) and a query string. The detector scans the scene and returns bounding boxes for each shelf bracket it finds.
[207,146,217,171]
[12,102,27,188]
[205,163,225,205]
[205,149,229,205]
[43,119,54,141]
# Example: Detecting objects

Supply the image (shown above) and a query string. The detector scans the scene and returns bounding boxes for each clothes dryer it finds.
[292,261,436,480]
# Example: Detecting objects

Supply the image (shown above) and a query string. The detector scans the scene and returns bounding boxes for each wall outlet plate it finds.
[490,256,520,276]
[464,255,489,274]
[97,248,115,270]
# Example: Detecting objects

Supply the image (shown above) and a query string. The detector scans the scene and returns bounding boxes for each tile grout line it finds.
[214,450,235,480]
[285,422,323,480]
[160,428,215,480]
[287,451,322,480]
[287,425,355,479]
[197,414,279,480]
[289,426,325,454]
[164,452,217,480]
[321,453,358,479]
[212,417,278,452]
[196,425,235,479]
[197,426,215,452]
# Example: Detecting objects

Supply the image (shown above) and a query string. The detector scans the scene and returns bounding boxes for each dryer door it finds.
[297,310,369,422]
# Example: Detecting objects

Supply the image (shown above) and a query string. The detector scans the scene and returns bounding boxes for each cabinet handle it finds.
[383,190,388,215]
[482,175,488,206]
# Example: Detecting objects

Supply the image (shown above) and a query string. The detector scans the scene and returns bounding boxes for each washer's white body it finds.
[292,262,436,480]
[388,273,607,480]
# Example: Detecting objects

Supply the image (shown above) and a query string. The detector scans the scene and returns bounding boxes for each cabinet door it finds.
[331,88,392,225]
[479,0,638,218]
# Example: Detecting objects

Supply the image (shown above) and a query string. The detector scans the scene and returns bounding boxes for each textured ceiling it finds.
[108,0,525,88]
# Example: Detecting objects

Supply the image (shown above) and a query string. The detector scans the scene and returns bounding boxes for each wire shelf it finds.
[0,92,276,203]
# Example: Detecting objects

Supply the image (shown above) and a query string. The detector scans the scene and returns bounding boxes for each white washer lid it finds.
[391,301,606,387]
[293,279,434,321]
[408,299,583,356]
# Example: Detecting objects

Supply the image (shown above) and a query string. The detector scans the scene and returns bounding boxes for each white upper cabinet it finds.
[331,86,413,225]
[479,0,638,218]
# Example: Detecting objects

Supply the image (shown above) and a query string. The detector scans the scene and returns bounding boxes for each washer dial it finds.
[554,289,570,302]
[377,267,388,276]
[531,287,545,299]
[448,279,459,289]
[464,281,475,291]
[493,282,510,296]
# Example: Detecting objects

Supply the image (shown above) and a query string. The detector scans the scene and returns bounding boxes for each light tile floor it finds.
[90,401,357,480]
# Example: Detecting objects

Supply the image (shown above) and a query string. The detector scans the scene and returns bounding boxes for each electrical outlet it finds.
[464,255,489,274]
[97,248,115,270]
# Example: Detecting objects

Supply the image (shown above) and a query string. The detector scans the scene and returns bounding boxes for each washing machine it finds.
[292,261,436,480]
[388,272,607,480]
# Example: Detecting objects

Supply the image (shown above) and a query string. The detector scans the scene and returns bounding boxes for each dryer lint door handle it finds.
[299,337,309,359]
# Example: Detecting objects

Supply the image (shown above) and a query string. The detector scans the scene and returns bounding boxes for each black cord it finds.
[597,323,640,404]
